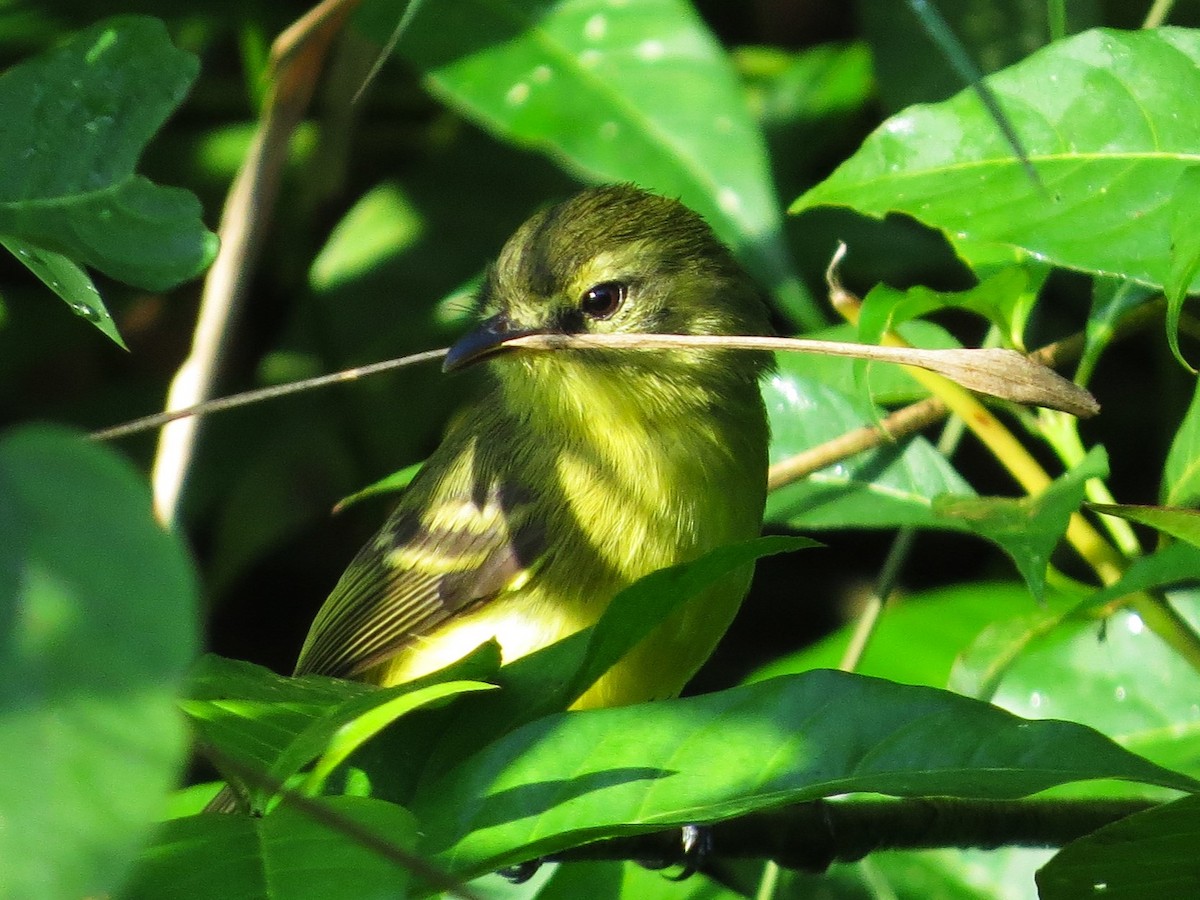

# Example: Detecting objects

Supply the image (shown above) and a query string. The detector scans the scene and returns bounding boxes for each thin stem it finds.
[92,349,448,442]
[837,530,915,672]
[1048,0,1068,40]
[1143,0,1176,29]
[754,860,781,900]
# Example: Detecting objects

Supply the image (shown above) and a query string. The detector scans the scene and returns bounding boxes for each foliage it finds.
[2,2,1200,898]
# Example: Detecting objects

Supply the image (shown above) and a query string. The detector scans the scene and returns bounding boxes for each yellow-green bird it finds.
[294,184,773,708]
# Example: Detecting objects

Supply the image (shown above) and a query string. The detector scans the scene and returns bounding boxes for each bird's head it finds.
[444,185,773,387]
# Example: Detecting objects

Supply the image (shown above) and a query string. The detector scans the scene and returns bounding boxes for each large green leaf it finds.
[365,0,816,324]
[793,28,1200,295]
[412,670,1196,877]
[0,16,216,342]
[0,426,198,898]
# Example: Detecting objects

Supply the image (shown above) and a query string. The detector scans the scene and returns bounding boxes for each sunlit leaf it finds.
[794,29,1200,296]
[413,670,1196,877]
[368,0,817,323]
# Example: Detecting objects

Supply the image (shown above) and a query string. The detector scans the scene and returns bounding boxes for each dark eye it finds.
[580,281,627,320]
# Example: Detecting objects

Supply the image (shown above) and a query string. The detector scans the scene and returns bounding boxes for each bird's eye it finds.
[580,281,627,320]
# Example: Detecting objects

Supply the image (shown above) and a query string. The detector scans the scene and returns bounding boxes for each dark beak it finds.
[443,314,538,373]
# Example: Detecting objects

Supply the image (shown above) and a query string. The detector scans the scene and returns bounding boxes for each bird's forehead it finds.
[501,227,646,297]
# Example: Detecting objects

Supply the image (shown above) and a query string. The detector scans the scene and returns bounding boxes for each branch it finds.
[543,796,1157,874]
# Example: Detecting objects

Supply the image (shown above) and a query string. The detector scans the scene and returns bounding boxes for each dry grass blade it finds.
[504,333,1100,418]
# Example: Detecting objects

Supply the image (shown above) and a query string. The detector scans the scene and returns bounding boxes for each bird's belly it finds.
[377,552,754,710]
[377,588,582,686]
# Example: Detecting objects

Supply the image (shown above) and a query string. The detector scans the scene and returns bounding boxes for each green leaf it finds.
[0,15,216,339]
[764,366,975,530]
[121,797,417,900]
[1165,166,1200,371]
[750,581,1045,690]
[540,860,737,899]
[1037,793,1200,899]
[1164,377,1200,507]
[301,680,497,796]
[183,655,376,784]
[1080,278,1157,385]
[948,600,1084,704]
[1072,541,1200,614]
[334,461,424,513]
[857,268,1033,349]
[736,42,874,128]
[183,648,501,806]
[0,238,125,348]
[309,182,426,292]
[0,426,198,898]
[792,28,1200,295]
[930,446,1109,600]
[770,410,1106,600]
[1089,503,1200,548]
[787,846,1051,900]
[964,591,1200,779]
[412,670,1196,877]
[375,0,817,324]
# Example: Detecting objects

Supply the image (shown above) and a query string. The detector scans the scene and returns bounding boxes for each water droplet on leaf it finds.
[70,303,102,322]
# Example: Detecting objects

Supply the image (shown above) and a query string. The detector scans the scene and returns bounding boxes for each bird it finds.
[293,183,774,709]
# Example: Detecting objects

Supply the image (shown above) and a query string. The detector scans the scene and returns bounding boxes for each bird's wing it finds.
[293,479,543,679]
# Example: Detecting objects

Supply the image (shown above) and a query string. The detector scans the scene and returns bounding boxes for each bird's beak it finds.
[443,314,539,373]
